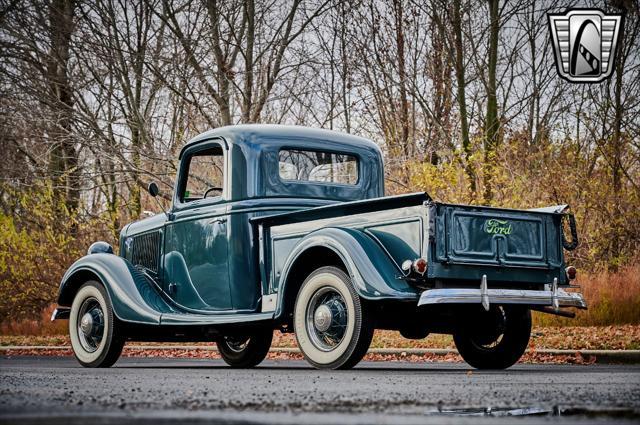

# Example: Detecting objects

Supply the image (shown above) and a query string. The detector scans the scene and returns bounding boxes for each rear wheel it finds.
[453,305,531,369]
[294,266,374,370]
[216,329,273,368]
[69,281,124,368]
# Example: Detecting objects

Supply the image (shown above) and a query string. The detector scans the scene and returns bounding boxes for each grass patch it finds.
[534,263,640,327]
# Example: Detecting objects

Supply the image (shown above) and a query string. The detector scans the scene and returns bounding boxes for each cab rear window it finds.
[278,149,358,185]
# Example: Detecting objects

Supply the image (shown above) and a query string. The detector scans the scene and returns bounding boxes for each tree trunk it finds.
[393,0,411,160]
[483,0,499,204]
[242,0,255,123]
[389,0,412,186]
[452,0,476,195]
[339,2,351,133]
[610,15,625,264]
[47,0,78,216]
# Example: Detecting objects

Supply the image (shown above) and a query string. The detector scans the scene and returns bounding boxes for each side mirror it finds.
[147,182,171,220]
[148,182,159,197]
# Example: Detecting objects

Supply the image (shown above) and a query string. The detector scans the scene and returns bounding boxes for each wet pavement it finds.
[1,356,639,424]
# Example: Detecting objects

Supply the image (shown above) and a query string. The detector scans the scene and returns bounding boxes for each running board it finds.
[160,312,274,326]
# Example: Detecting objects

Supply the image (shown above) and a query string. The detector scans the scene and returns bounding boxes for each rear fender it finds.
[274,227,419,319]
[57,253,174,325]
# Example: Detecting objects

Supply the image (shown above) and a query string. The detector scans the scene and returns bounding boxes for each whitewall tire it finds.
[69,281,124,368]
[294,266,373,369]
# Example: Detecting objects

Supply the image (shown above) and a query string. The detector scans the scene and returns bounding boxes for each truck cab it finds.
[119,125,383,316]
[54,125,585,370]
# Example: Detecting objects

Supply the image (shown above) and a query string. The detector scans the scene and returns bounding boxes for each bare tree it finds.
[1,0,81,215]
[1,0,639,277]
[157,0,331,126]
[482,0,499,203]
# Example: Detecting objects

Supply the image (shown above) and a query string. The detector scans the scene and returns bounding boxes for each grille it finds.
[131,231,161,274]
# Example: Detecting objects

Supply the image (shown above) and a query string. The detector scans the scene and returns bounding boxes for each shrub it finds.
[534,263,640,327]
[0,184,111,323]
[0,304,67,336]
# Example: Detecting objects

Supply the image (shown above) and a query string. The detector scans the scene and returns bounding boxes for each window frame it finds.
[277,147,361,187]
[174,139,228,210]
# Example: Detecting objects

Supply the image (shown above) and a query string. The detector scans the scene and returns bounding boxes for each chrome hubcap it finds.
[470,306,506,349]
[80,313,93,335]
[224,336,249,353]
[76,298,104,353]
[313,305,332,332]
[306,287,348,351]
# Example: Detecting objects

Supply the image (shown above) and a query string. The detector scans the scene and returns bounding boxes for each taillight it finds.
[413,258,427,275]
[566,266,577,280]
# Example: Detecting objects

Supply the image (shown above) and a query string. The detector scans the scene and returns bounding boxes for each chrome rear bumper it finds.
[418,275,587,311]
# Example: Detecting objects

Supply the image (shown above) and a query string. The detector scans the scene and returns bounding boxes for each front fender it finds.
[275,227,420,319]
[58,253,174,325]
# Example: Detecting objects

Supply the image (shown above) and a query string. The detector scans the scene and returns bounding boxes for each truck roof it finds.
[179,124,380,159]
[177,124,385,202]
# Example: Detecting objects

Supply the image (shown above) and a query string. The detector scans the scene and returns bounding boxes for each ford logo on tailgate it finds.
[484,219,513,235]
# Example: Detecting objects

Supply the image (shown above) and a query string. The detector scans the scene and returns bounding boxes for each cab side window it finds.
[181,146,224,202]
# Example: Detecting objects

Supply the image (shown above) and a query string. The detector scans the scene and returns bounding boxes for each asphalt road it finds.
[1,356,639,424]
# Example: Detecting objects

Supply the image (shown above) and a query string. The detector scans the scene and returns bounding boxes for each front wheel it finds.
[69,281,124,368]
[453,305,531,370]
[294,266,374,370]
[216,329,273,368]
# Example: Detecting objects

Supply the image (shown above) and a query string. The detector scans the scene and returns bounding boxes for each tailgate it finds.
[431,203,563,271]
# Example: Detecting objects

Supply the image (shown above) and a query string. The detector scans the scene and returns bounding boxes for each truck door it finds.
[163,140,232,311]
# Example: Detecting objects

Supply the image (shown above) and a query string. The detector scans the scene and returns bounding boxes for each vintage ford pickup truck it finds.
[53,125,586,369]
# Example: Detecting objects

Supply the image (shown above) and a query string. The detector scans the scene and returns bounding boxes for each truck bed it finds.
[251,192,570,298]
